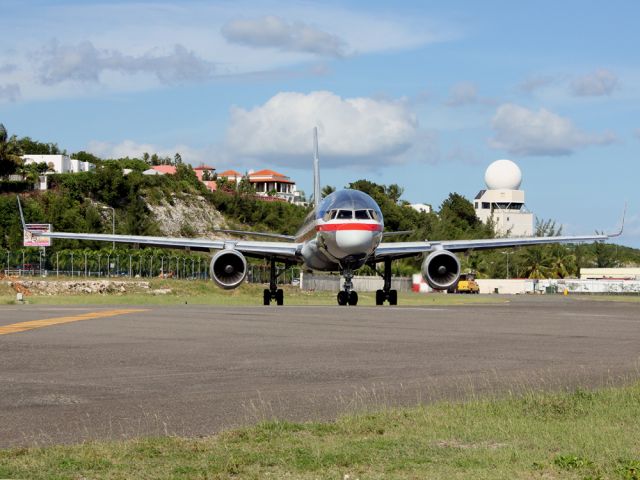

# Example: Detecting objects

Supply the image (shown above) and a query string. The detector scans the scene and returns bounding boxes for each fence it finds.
[300,272,412,292]
[0,249,300,285]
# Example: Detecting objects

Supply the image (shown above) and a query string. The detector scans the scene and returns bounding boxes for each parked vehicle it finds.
[448,272,480,294]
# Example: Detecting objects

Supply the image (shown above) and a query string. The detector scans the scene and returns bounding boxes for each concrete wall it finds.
[580,268,640,280]
[540,279,640,294]
[476,279,536,294]
[301,272,412,292]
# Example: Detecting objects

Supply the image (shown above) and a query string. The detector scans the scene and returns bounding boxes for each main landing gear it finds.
[375,257,398,306]
[337,268,358,306]
[263,258,284,306]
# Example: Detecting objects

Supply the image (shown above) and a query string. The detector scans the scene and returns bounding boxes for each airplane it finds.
[18,128,624,306]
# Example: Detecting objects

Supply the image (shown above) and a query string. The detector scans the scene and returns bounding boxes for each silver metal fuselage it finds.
[295,190,384,271]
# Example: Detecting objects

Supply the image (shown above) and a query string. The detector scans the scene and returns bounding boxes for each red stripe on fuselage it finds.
[316,223,383,232]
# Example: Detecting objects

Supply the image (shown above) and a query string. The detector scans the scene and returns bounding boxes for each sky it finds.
[1,0,639,246]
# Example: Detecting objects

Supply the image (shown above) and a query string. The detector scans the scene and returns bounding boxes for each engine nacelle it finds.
[421,250,461,290]
[210,249,247,289]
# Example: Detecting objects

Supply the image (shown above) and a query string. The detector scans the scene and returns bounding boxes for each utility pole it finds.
[501,250,512,279]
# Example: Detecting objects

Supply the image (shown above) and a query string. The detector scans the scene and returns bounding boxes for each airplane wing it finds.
[17,196,302,261]
[374,203,625,261]
[33,231,302,261]
[374,233,615,261]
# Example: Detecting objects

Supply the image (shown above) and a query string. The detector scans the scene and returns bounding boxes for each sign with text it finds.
[24,224,51,247]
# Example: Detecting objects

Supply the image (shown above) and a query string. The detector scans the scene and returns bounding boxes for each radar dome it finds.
[484,159,522,190]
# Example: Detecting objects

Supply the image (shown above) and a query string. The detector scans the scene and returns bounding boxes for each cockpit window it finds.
[322,209,339,221]
[354,209,370,220]
[368,209,379,221]
[337,210,353,219]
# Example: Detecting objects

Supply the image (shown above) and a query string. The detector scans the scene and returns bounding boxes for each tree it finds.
[0,124,23,177]
[237,173,256,195]
[535,218,562,237]
[15,136,60,155]
[321,185,336,197]
[385,184,404,204]
[71,151,101,165]
[174,153,182,165]
[520,247,552,279]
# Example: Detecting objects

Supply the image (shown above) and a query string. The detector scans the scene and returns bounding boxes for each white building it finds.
[409,203,432,214]
[21,154,93,174]
[474,159,534,237]
[20,154,94,191]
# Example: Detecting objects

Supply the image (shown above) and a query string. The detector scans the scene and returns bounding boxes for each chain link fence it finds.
[0,248,300,285]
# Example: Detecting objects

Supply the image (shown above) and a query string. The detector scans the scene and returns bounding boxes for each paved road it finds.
[0,296,639,447]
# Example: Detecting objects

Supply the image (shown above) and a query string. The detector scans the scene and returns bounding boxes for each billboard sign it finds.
[24,224,52,247]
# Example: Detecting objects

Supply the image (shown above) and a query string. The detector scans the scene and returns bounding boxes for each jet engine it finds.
[210,249,247,289]
[421,250,461,290]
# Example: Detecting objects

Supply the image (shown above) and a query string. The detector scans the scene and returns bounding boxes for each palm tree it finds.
[548,244,576,278]
[0,123,23,178]
[321,185,336,197]
[521,246,552,279]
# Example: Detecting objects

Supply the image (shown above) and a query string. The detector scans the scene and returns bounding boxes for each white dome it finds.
[484,159,522,190]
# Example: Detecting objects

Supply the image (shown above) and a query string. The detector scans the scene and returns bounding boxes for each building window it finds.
[475,202,479,209]
[482,202,490,209]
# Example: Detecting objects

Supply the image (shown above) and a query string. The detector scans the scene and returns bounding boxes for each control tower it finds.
[474,159,533,237]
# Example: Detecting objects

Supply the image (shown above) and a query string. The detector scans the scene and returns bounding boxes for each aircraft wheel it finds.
[389,290,398,306]
[275,289,284,306]
[337,291,348,306]
[375,289,384,305]
[263,289,271,305]
[348,291,358,306]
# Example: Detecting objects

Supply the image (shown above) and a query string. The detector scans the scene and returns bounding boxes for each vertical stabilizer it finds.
[313,127,321,209]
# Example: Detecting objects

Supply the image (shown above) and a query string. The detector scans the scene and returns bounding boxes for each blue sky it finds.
[1,0,638,246]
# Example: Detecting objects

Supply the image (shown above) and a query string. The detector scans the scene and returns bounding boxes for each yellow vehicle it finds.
[448,273,480,294]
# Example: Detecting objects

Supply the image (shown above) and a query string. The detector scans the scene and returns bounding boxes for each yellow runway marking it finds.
[0,309,147,336]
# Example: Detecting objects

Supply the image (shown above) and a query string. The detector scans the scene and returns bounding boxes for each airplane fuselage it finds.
[295,189,384,271]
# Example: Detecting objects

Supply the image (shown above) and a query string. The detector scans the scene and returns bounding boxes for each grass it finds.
[0,278,503,306]
[573,294,640,303]
[1,382,640,479]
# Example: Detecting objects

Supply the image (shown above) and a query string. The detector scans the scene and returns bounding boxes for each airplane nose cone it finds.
[335,230,375,255]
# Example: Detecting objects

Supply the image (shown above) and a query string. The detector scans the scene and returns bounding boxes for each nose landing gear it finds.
[337,268,358,306]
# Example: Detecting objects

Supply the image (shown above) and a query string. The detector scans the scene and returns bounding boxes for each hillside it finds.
[0,134,638,279]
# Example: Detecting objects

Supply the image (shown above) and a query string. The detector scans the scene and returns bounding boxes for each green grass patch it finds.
[0,278,504,306]
[573,294,640,303]
[1,383,640,479]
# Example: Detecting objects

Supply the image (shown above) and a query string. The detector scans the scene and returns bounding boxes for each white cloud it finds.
[517,75,557,94]
[37,40,215,85]
[570,69,618,97]
[226,91,420,167]
[0,2,452,101]
[0,83,20,102]
[489,103,616,156]
[221,16,347,57]
[445,82,478,107]
[87,139,208,165]
[444,81,497,108]
[0,64,17,74]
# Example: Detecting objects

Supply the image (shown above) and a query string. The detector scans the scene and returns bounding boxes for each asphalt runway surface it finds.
[0,296,639,448]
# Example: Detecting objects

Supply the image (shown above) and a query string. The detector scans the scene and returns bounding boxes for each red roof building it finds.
[217,169,242,182]
[149,165,177,175]
[248,169,295,195]
[193,165,216,181]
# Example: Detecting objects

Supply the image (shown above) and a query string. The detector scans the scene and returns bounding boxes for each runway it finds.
[0,296,639,447]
